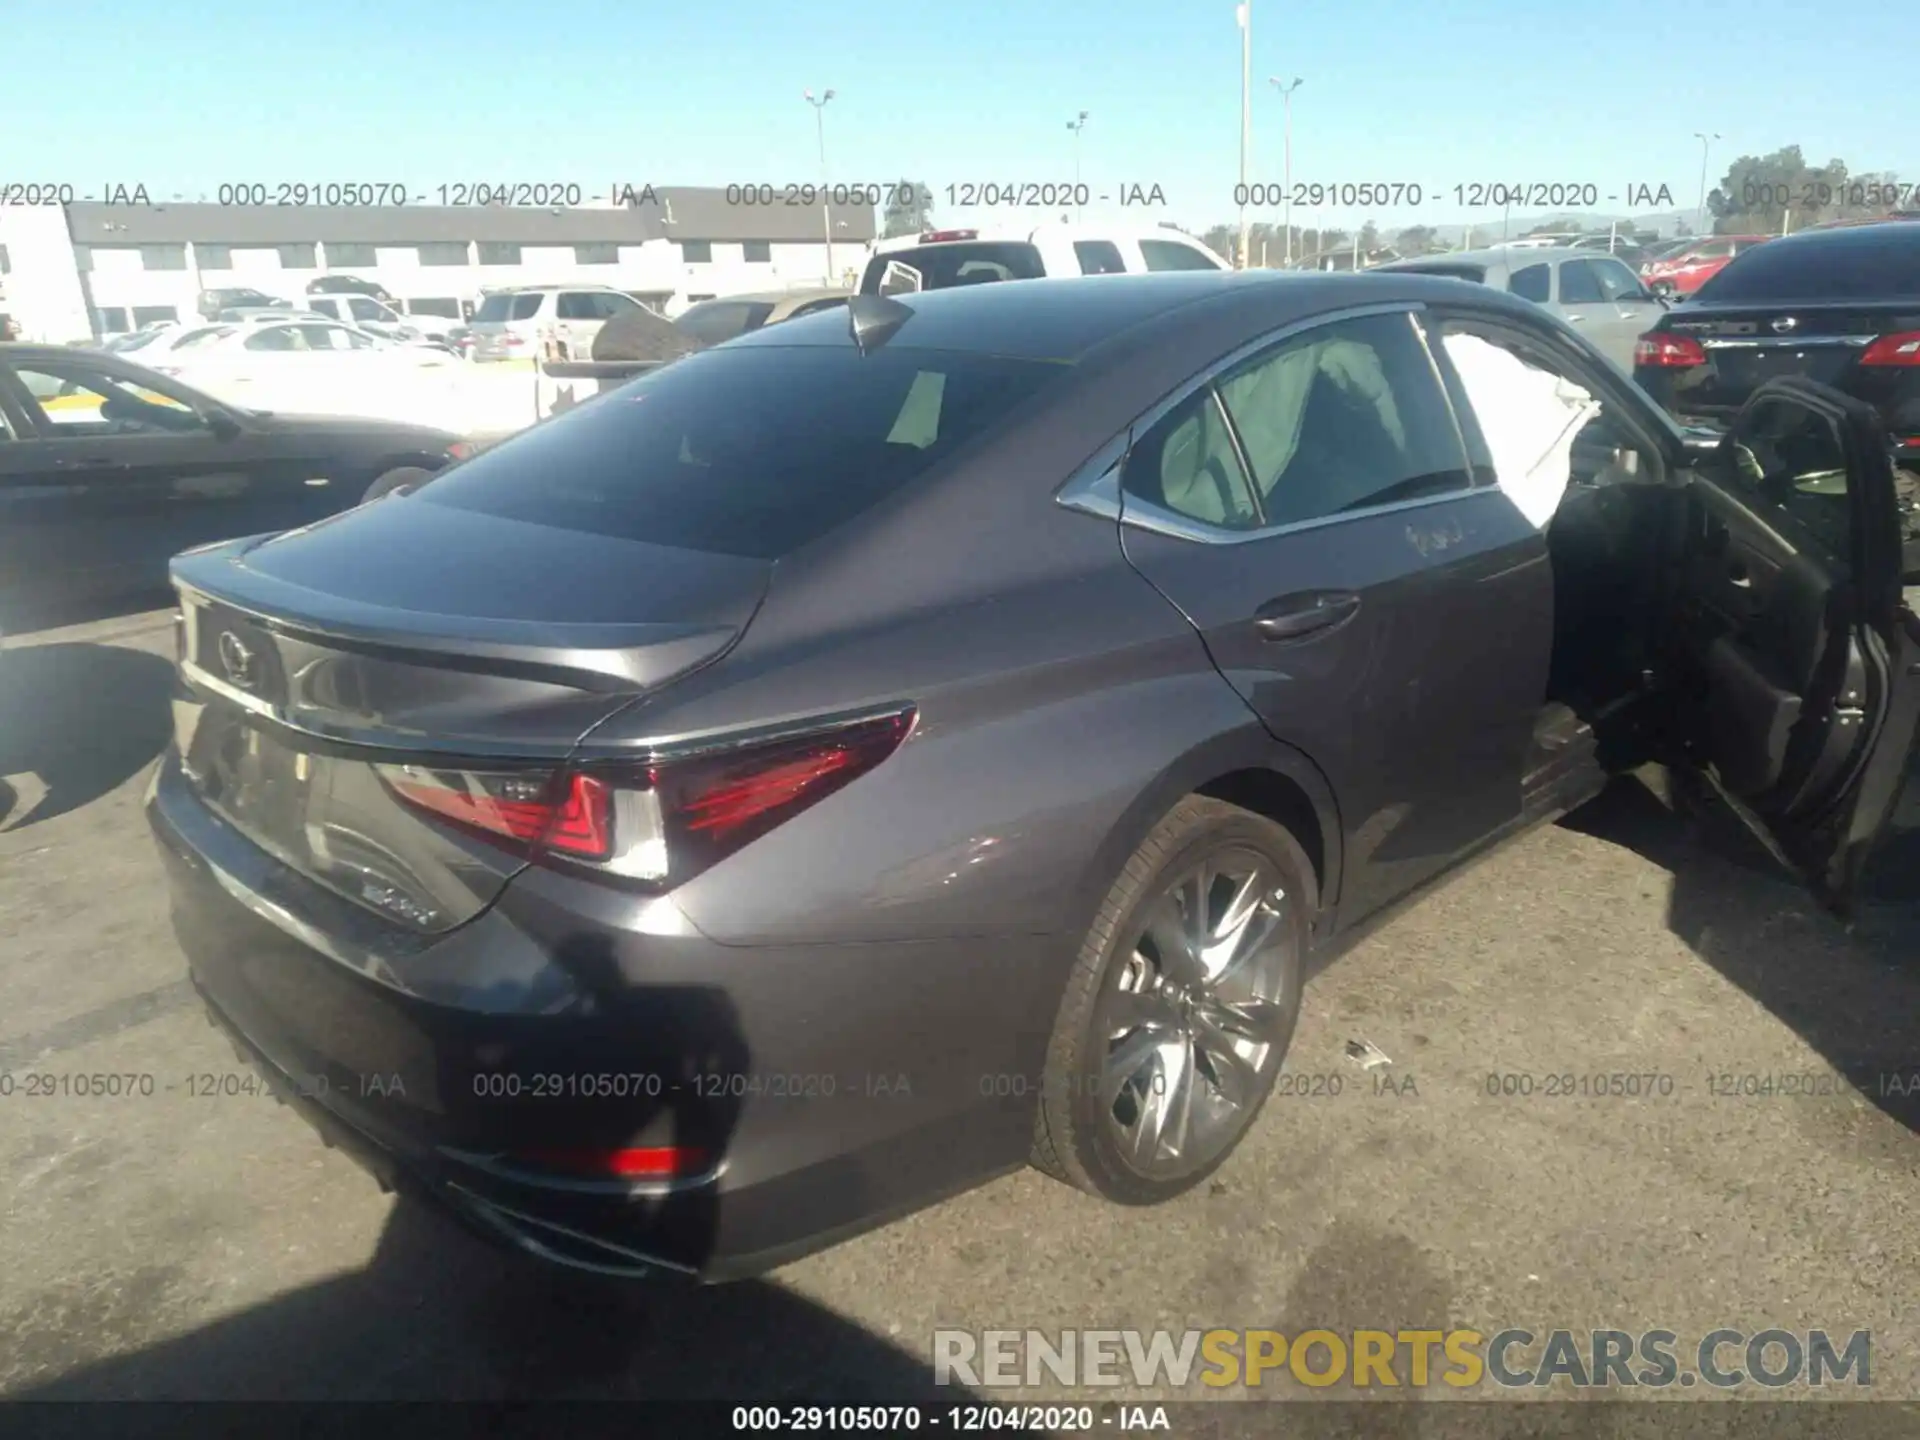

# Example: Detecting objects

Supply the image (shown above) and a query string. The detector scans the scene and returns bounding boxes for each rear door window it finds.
[1557,261,1605,304]
[1139,239,1222,271]
[859,243,1046,293]
[1213,311,1474,526]
[1074,240,1128,275]
[419,346,1067,558]
[1508,264,1551,302]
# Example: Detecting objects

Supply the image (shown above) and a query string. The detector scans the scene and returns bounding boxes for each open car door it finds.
[1670,375,1920,912]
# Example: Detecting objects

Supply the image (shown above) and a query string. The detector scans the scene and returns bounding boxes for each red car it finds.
[1639,234,1772,297]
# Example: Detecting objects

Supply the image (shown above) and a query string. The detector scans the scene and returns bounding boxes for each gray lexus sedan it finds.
[148,271,1920,1280]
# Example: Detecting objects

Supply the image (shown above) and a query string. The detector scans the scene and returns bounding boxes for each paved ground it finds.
[3,603,1920,1425]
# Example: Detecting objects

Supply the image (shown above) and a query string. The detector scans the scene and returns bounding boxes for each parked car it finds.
[670,288,852,347]
[307,275,397,305]
[0,342,467,621]
[1639,235,1772,298]
[197,287,292,320]
[298,293,455,346]
[467,285,651,362]
[859,224,1227,295]
[151,318,464,423]
[1371,246,1667,369]
[1633,218,1920,448]
[146,273,1918,1282]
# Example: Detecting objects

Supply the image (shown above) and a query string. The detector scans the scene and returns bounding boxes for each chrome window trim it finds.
[1056,300,1488,546]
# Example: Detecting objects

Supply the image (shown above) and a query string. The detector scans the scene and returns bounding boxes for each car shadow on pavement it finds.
[6,960,991,1417]
[7,1197,970,1405]
[0,643,174,831]
[1562,768,1920,1136]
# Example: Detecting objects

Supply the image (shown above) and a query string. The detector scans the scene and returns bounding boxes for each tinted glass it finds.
[1509,264,1551,302]
[1216,311,1470,525]
[557,293,597,320]
[1557,261,1605,304]
[1139,239,1221,271]
[1695,230,1920,302]
[1121,391,1259,529]
[308,298,341,319]
[1074,240,1128,275]
[1589,258,1648,301]
[675,301,777,344]
[11,361,206,434]
[420,347,1065,559]
[347,297,386,320]
[245,326,303,351]
[475,293,544,322]
[859,243,1046,293]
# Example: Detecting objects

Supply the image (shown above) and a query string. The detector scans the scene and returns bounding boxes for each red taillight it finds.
[1861,331,1920,366]
[515,1146,708,1178]
[1635,332,1707,368]
[380,708,914,888]
[504,333,525,346]
[920,229,978,243]
[379,767,613,859]
[444,440,474,461]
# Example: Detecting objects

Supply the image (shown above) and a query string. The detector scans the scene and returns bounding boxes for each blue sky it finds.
[11,0,1904,234]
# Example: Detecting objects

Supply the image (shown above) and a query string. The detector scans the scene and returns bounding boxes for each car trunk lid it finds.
[168,498,770,932]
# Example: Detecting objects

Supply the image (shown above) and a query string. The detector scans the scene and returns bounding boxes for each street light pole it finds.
[1695,131,1721,237]
[1236,2,1252,268]
[1067,112,1089,220]
[805,88,837,281]
[1268,76,1302,265]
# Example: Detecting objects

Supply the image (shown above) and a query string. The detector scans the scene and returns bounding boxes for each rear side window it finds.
[1139,239,1221,271]
[1074,240,1127,275]
[1557,261,1605,304]
[1696,231,1920,302]
[675,300,777,344]
[474,293,544,322]
[1122,392,1260,530]
[1508,264,1551,303]
[859,243,1046,293]
[1212,311,1472,526]
[420,346,1066,559]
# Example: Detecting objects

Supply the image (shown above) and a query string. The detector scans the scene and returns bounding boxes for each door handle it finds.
[1564,313,1584,321]
[1253,590,1361,642]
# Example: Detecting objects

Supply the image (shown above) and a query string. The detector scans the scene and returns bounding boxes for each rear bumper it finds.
[147,753,1052,1280]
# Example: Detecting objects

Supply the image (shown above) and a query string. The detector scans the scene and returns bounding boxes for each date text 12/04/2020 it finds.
[1230,181,1679,209]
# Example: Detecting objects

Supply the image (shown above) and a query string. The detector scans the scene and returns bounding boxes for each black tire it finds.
[361,465,435,505]
[1031,795,1316,1204]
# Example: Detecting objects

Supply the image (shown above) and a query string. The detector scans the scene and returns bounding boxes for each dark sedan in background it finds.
[1633,219,1920,451]
[0,344,469,625]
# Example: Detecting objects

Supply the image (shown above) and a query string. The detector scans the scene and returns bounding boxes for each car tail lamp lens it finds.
[1861,331,1920,366]
[1635,333,1707,367]
[514,1146,708,1179]
[444,440,474,461]
[379,708,915,888]
[920,229,979,243]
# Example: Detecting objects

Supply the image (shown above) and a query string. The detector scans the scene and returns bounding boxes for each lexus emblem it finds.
[217,630,256,688]
[1770,316,1799,333]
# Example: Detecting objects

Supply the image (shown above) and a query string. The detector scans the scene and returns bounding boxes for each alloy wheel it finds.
[1096,846,1296,1180]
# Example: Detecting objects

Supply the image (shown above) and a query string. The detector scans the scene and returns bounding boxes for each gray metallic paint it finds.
[152,271,1632,1277]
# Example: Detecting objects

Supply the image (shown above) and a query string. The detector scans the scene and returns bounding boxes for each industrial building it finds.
[0,187,877,341]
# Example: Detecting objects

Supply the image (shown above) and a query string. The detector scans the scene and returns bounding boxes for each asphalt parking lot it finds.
[4,603,1920,1427]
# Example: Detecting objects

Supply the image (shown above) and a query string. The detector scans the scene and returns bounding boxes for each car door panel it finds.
[1113,306,1553,928]
[1668,375,1920,907]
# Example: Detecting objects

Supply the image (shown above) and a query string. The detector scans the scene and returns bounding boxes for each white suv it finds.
[859,223,1228,294]
[467,285,647,362]
[298,294,452,345]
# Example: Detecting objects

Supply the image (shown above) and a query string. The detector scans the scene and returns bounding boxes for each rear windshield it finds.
[419,345,1066,559]
[474,293,544,322]
[675,300,777,345]
[860,243,1047,294]
[1694,230,1920,302]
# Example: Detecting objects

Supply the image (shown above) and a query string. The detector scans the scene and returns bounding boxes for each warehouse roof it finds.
[63,186,876,247]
